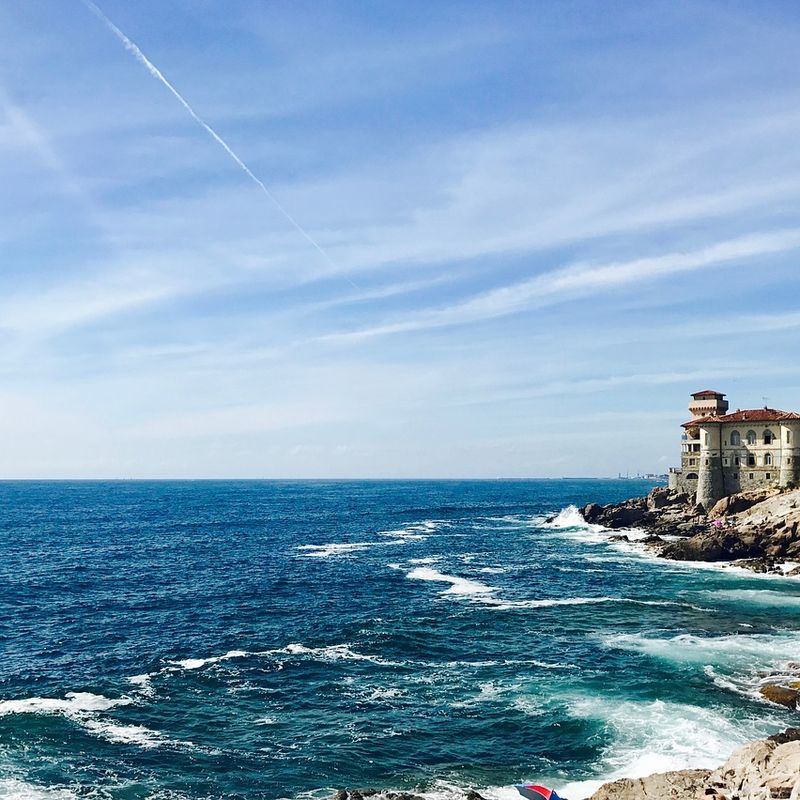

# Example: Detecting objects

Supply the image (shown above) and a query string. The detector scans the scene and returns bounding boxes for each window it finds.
[748,455,756,466]
[735,457,740,466]
[686,472,699,480]
[705,459,709,465]
[747,430,757,445]
[730,430,741,446]
[764,430,773,445]
[733,473,739,479]
[789,457,794,465]
[749,473,755,479]
[765,453,772,466]
[723,458,729,466]
[766,473,772,480]
[689,458,696,466]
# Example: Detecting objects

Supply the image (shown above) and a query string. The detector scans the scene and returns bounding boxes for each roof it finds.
[683,408,800,427]
[691,390,726,399]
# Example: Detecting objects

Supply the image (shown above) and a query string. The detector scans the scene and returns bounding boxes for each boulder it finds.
[588,769,710,799]
[580,500,649,529]
[660,529,764,562]
[581,503,604,523]
[759,683,799,708]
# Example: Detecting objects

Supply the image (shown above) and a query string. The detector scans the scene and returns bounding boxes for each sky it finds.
[2,0,800,479]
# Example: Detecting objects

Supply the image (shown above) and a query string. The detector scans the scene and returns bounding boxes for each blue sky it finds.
[2,0,800,478]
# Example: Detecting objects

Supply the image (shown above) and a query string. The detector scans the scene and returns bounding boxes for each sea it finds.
[1,479,799,800]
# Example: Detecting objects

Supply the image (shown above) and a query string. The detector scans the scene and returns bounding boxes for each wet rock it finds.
[759,683,799,708]
[581,503,604,523]
[608,534,630,542]
[465,791,487,800]
[660,529,764,562]
[769,728,800,745]
[334,792,348,800]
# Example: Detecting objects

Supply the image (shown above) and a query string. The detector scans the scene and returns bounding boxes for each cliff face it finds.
[580,486,800,573]
[588,729,800,800]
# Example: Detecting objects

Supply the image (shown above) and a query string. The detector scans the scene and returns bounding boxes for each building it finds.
[668,390,800,509]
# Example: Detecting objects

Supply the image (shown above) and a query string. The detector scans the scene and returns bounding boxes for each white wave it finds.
[478,566,508,574]
[0,692,131,717]
[378,524,433,541]
[704,588,800,607]
[295,541,392,558]
[276,643,401,666]
[0,779,78,800]
[408,557,440,564]
[483,596,708,612]
[543,505,606,532]
[127,674,154,697]
[0,690,180,751]
[168,650,248,670]
[602,630,800,669]
[556,694,784,799]
[80,718,167,749]
[406,567,495,596]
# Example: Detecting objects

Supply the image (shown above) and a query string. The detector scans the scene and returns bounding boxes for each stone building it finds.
[668,390,800,509]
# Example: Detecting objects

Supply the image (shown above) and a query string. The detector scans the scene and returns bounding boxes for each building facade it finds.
[668,390,800,509]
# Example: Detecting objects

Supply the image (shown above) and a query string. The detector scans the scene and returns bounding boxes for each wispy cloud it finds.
[321,228,800,341]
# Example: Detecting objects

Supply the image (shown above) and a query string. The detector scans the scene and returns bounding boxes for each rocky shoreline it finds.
[333,728,800,799]
[579,485,800,575]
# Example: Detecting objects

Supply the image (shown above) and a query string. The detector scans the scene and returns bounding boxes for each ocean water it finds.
[1,480,799,800]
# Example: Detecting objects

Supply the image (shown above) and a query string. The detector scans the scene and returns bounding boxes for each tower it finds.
[688,390,729,419]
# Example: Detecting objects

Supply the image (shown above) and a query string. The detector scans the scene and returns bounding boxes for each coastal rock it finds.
[705,736,800,800]
[588,730,800,800]
[759,682,799,708]
[660,529,763,562]
[587,768,710,799]
[465,791,487,800]
[580,498,649,529]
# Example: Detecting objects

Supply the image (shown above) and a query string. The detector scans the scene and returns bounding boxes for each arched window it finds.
[730,430,741,446]
[686,472,699,480]
[764,453,773,465]
[764,430,773,445]
[746,430,757,445]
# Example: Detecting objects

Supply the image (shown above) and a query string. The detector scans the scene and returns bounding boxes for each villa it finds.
[668,390,800,509]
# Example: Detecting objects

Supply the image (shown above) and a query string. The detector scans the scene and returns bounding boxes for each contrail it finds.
[81,0,348,280]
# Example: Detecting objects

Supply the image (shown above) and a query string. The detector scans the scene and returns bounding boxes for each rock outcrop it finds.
[580,486,800,572]
[587,769,711,799]
[587,729,800,800]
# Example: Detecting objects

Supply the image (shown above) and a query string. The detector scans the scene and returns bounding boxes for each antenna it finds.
[762,396,770,409]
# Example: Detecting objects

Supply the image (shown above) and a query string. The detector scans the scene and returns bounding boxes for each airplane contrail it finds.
[81,0,347,280]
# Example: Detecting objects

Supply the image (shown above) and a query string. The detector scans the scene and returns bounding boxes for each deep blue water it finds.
[1,480,798,800]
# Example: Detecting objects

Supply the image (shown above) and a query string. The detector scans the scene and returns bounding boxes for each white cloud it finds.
[320,228,800,341]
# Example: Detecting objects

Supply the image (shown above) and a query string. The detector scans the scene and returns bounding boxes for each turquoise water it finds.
[1,480,798,800]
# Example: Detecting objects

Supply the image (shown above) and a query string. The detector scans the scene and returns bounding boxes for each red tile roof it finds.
[691,390,726,398]
[683,408,800,427]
